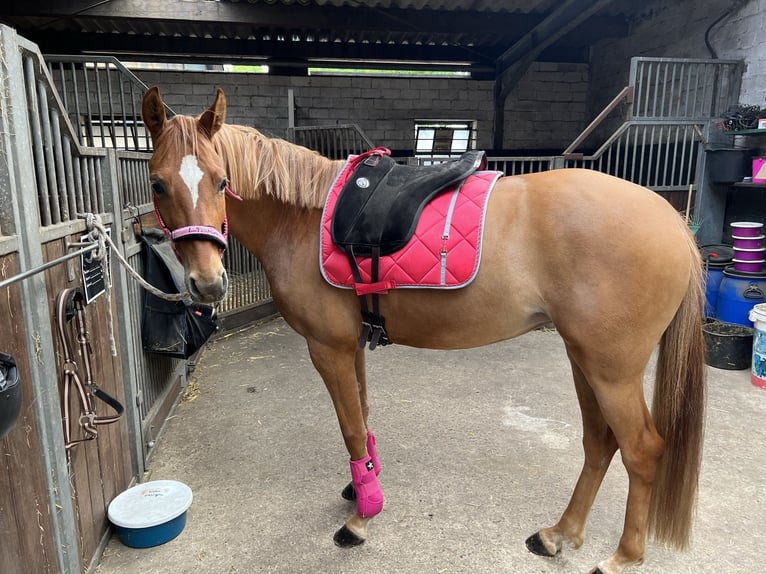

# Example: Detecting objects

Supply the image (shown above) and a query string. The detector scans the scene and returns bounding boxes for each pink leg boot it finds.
[366,429,381,475]
[349,456,384,518]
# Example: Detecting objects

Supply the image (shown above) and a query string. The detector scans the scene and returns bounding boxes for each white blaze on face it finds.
[179,154,204,209]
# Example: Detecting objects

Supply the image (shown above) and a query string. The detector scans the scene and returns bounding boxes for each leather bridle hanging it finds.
[55,288,123,451]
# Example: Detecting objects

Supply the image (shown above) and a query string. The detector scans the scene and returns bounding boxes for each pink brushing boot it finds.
[349,455,384,518]
[366,429,381,475]
[341,429,382,502]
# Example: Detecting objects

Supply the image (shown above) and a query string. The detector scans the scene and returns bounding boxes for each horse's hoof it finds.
[525,532,557,557]
[341,481,356,501]
[333,524,365,547]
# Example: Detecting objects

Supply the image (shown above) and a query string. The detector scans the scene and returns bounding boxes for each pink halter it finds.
[153,184,242,256]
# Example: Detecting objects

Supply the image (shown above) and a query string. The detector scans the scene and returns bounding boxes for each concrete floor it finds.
[95,316,766,574]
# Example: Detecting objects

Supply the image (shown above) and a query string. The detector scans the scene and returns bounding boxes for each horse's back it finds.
[384,168,696,353]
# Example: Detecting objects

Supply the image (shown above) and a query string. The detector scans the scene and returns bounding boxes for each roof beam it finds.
[22,30,591,67]
[496,0,616,101]
[2,1,544,37]
[492,0,617,149]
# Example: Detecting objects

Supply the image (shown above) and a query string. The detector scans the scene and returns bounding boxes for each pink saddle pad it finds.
[320,154,502,295]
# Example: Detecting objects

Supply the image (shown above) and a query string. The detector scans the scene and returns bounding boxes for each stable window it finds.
[414,120,475,161]
[80,116,150,150]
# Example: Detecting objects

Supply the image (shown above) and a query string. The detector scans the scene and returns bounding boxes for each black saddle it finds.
[331,149,486,256]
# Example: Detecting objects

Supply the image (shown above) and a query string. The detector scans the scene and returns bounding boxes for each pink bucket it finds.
[730,222,764,237]
[732,234,765,249]
[733,259,765,273]
[733,247,766,261]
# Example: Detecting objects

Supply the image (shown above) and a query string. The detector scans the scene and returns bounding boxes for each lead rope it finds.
[79,213,191,356]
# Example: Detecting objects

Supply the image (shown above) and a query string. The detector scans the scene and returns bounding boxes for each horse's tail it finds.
[648,231,706,550]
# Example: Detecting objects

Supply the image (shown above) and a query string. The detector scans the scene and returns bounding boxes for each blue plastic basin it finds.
[108,480,193,548]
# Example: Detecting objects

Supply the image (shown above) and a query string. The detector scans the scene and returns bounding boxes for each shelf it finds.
[732,182,766,189]
[722,128,766,135]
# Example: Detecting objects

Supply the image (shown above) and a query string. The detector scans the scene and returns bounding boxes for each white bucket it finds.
[748,303,766,389]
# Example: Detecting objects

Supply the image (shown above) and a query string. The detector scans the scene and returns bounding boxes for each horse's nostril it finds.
[187,271,226,304]
[187,276,201,299]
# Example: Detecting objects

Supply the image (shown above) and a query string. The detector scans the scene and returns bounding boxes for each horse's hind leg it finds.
[587,375,664,574]
[306,339,384,547]
[541,345,664,574]
[527,355,618,557]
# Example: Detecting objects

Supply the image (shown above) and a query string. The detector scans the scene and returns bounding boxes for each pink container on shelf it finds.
[730,222,764,237]
[753,157,766,183]
[732,234,765,248]
[733,247,766,261]
[733,259,765,273]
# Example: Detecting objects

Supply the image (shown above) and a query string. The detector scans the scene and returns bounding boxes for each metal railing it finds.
[287,124,375,158]
[21,51,107,227]
[559,57,743,193]
[630,57,743,120]
[45,55,173,151]
[564,121,703,191]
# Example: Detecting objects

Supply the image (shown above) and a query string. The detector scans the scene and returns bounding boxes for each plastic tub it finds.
[732,234,765,248]
[732,259,765,273]
[749,303,766,388]
[733,247,766,261]
[702,318,753,370]
[730,222,764,237]
[706,149,751,183]
[108,480,193,548]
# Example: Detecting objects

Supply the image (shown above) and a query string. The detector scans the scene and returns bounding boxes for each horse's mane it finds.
[214,123,340,210]
[165,116,339,210]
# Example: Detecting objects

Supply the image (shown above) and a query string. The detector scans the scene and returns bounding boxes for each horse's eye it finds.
[150,180,166,196]
[218,178,227,193]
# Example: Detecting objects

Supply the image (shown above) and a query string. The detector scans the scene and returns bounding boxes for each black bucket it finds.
[0,352,22,440]
[702,318,753,370]
[706,148,752,183]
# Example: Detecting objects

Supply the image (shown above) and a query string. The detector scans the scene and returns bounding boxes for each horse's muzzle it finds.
[187,268,228,304]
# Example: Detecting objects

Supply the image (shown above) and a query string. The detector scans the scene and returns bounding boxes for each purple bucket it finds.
[730,222,764,237]
[733,247,766,261]
[733,259,765,273]
[732,234,765,249]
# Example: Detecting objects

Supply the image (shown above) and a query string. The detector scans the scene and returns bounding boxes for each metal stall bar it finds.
[102,150,145,479]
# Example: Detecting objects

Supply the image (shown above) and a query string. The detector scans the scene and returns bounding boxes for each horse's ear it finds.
[198,88,227,138]
[142,86,167,142]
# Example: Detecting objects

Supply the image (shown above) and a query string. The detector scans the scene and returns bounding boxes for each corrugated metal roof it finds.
[0,0,638,69]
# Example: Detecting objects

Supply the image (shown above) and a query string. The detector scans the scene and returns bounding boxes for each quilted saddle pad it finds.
[320,153,502,295]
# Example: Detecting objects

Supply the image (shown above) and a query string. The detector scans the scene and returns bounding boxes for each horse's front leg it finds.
[341,348,382,501]
[306,339,384,547]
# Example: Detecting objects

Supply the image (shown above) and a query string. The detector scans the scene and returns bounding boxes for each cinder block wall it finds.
[588,0,766,117]
[136,0,764,155]
[138,61,589,154]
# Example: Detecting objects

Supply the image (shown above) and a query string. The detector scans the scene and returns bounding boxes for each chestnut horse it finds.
[141,87,705,574]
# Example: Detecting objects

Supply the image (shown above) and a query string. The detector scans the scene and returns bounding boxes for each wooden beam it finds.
[496,0,617,101]
[493,0,616,149]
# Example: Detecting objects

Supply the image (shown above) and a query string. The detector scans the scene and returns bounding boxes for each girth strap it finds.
[55,288,123,451]
[344,246,391,350]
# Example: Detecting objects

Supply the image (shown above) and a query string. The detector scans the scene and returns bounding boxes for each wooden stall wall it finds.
[44,237,132,571]
[1,26,139,574]
[0,254,57,574]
